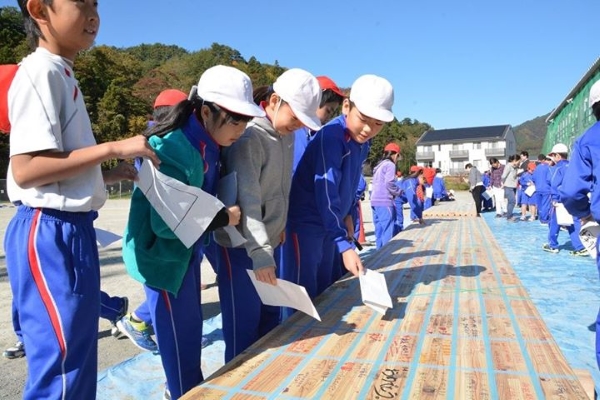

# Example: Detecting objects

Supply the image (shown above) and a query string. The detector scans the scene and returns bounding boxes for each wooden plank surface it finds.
[183,214,590,400]
[423,198,477,218]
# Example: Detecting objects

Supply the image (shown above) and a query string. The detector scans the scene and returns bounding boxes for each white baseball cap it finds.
[349,74,394,122]
[549,143,569,154]
[589,80,600,108]
[273,68,322,131]
[196,65,265,118]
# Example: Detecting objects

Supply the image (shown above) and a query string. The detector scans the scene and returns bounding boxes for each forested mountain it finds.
[513,114,549,156]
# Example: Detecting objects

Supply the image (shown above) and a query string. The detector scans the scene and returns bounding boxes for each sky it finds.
[2,0,599,130]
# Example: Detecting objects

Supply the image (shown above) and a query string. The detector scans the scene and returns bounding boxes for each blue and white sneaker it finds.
[111,297,129,337]
[116,315,158,352]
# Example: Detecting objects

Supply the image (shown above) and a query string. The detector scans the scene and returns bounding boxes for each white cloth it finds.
[7,48,105,211]
[491,186,506,214]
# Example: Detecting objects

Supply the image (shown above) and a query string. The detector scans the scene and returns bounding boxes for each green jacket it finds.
[122,130,204,295]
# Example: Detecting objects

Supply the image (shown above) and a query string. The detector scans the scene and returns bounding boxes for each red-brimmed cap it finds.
[384,142,400,154]
[316,76,345,98]
[154,89,188,109]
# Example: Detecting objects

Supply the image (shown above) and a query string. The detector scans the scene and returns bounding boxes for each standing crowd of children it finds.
[1,1,396,398]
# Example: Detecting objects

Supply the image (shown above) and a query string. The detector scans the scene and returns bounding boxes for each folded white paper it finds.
[524,184,536,197]
[359,269,393,315]
[580,221,600,259]
[95,228,122,248]
[137,159,224,248]
[246,271,321,321]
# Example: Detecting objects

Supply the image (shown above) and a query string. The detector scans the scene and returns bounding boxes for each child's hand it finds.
[279,230,286,244]
[113,136,161,167]
[255,266,277,286]
[342,249,365,277]
[227,205,241,226]
[103,161,138,185]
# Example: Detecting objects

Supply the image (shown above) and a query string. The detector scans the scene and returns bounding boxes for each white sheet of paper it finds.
[95,228,122,248]
[425,186,433,199]
[246,270,321,321]
[137,159,224,248]
[217,172,247,247]
[359,269,393,315]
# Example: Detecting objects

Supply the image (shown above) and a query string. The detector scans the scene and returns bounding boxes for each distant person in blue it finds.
[282,74,395,301]
[422,167,436,210]
[541,143,588,256]
[481,170,493,210]
[292,76,345,172]
[393,171,407,234]
[371,142,402,248]
[532,154,553,224]
[404,166,425,224]
[518,162,536,221]
[560,79,600,370]
[433,168,455,203]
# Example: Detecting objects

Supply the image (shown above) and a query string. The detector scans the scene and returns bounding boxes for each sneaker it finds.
[519,216,527,221]
[542,243,559,253]
[163,387,171,400]
[507,217,518,222]
[3,341,25,359]
[495,214,503,218]
[569,249,589,257]
[116,315,158,352]
[111,297,129,338]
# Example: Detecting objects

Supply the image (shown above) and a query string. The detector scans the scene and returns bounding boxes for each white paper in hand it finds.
[95,228,122,248]
[359,269,393,315]
[246,271,321,321]
[580,221,600,259]
[137,159,224,248]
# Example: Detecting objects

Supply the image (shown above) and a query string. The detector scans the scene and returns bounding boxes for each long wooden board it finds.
[183,216,590,399]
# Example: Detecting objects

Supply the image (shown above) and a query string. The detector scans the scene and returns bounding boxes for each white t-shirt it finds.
[7,48,106,211]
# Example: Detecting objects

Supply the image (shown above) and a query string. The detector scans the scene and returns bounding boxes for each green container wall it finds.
[544,72,600,154]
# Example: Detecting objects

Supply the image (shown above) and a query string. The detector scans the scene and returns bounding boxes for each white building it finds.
[415,124,517,175]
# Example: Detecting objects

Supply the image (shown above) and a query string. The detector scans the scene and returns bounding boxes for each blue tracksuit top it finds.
[561,121,600,221]
[549,159,569,202]
[519,171,533,189]
[292,127,314,173]
[532,163,551,193]
[403,176,423,218]
[433,175,447,198]
[288,115,368,253]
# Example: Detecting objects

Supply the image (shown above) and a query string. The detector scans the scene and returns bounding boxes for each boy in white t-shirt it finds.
[5,1,159,398]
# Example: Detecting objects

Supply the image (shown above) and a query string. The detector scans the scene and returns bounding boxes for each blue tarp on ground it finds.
[97,314,225,399]
[97,211,600,397]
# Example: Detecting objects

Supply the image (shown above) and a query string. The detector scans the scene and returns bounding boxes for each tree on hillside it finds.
[122,43,188,73]
[366,118,432,175]
[0,6,29,63]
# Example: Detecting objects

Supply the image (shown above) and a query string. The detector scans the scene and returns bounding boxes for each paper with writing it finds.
[246,271,321,321]
[137,159,224,248]
[359,269,393,315]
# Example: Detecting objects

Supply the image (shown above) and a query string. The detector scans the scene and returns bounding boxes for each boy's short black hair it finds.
[520,150,529,158]
[537,153,546,161]
[593,102,600,121]
[320,89,344,108]
[465,163,473,169]
[18,0,53,50]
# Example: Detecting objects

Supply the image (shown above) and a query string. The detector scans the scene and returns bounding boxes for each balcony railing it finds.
[449,150,469,159]
[415,151,434,161]
[485,148,506,157]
